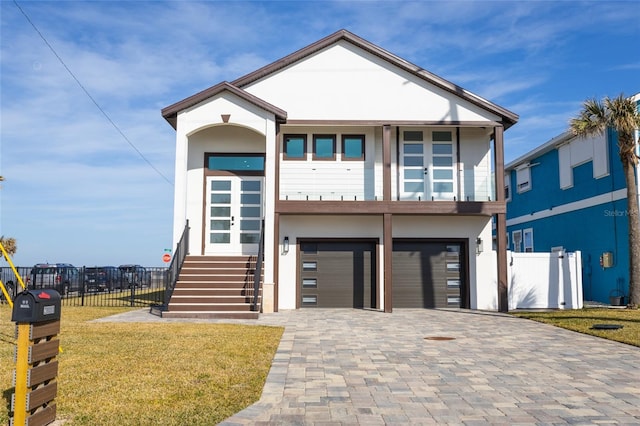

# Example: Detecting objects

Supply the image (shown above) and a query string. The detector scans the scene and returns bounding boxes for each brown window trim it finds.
[341,134,365,161]
[283,134,307,161]
[312,134,336,161]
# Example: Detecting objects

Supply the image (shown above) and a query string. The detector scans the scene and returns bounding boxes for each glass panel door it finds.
[401,142,426,200]
[429,142,455,200]
[400,130,457,201]
[206,176,263,255]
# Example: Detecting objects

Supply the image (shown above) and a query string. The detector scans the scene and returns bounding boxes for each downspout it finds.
[395,126,400,200]
[456,127,461,201]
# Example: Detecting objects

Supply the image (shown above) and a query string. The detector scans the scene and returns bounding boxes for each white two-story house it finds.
[161,30,517,317]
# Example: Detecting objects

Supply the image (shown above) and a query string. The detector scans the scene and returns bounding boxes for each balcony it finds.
[276,167,503,216]
[279,167,495,202]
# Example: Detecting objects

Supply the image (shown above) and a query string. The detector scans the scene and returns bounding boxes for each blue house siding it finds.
[507,128,626,219]
[505,97,639,305]
[507,197,629,303]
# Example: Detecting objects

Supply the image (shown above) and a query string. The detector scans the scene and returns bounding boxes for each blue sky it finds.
[1,0,638,267]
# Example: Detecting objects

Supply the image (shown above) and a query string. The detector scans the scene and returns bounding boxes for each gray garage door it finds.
[392,241,465,308]
[299,241,376,308]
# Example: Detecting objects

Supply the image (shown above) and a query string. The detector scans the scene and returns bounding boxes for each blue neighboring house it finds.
[504,93,639,304]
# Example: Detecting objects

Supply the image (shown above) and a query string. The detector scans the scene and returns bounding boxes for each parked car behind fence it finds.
[118,264,150,288]
[2,265,167,307]
[29,263,81,296]
[84,266,123,293]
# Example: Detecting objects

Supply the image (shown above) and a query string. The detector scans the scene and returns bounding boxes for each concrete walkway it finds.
[98,308,640,425]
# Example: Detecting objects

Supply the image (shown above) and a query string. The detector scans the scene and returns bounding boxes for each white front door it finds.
[400,130,456,201]
[205,176,263,255]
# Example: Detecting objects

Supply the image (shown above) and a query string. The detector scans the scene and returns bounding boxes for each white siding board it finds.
[459,128,492,201]
[280,127,378,200]
[558,133,609,190]
[558,144,572,189]
[592,133,609,178]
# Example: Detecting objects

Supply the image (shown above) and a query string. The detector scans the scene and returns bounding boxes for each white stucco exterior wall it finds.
[244,42,501,123]
[172,92,278,286]
[277,215,493,310]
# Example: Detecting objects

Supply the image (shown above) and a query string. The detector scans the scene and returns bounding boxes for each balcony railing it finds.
[279,168,495,202]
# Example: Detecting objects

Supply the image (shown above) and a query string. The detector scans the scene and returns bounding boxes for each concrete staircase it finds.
[162,255,262,319]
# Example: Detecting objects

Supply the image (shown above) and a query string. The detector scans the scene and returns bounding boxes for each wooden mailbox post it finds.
[11,289,61,426]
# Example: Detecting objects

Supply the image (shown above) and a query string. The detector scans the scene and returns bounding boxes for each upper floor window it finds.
[504,173,511,201]
[516,165,531,193]
[432,131,452,142]
[313,134,336,161]
[342,135,365,161]
[283,134,306,160]
[403,130,423,141]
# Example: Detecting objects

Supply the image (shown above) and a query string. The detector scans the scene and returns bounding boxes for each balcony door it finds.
[400,130,456,201]
[205,176,263,255]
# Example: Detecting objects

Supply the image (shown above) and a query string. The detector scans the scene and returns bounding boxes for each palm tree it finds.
[0,176,18,258]
[1,236,17,257]
[570,94,640,308]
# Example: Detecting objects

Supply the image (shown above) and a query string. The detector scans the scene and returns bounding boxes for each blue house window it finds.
[207,154,264,174]
[313,135,336,160]
[342,135,365,161]
[284,134,307,160]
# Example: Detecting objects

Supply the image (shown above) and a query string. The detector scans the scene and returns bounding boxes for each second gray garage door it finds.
[299,241,377,308]
[392,240,466,308]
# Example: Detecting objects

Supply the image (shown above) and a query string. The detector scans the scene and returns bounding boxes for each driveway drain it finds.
[424,336,456,341]
[591,324,623,330]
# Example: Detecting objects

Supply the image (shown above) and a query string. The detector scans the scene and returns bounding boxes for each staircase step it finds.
[180,268,255,274]
[177,275,255,282]
[173,288,260,296]
[162,311,259,319]
[168,303,254,312]
[170,296,260,303]
[175,281,253,289]
[168,255,263,317]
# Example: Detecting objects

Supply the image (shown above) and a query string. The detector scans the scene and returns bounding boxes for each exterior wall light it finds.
[476,237,483,255]
[283,236,289,254]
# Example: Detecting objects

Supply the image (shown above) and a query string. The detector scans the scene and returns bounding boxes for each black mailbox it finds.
[11,289,61,323]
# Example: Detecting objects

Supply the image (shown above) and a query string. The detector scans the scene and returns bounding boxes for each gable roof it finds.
[161,81,287,129]
[162,29,518,129]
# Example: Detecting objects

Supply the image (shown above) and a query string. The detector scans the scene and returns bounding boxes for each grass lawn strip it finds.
[511,308,640,347]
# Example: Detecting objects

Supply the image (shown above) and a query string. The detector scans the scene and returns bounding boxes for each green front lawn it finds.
[511,307,640,347]
[1,305,283,425]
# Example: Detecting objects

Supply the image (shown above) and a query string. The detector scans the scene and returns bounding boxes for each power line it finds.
[13,0,173,186]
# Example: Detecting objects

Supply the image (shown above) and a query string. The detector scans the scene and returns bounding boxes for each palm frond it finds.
[569,98,608,137]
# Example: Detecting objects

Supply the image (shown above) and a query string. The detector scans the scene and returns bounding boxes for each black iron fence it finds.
[0,266,169,308]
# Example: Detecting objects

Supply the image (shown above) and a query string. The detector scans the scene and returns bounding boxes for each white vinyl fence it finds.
[478,250,583,310]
